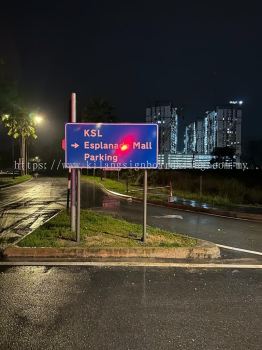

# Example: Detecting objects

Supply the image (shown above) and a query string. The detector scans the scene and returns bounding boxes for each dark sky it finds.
[1,0,262,156]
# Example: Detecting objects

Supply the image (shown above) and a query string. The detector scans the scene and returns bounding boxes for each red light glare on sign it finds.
[120,144,129,151]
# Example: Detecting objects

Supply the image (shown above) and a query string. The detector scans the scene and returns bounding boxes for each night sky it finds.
[1,0,262,158]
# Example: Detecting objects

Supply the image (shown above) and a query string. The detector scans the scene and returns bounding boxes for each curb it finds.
[3,240,220,260]
[91,180,262,222]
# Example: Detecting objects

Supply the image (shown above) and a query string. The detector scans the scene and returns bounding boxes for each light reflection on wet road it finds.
[0,177,67,245]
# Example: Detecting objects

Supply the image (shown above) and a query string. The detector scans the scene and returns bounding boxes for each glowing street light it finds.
[34,114,43,124]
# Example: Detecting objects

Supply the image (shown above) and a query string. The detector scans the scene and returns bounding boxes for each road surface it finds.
[80,180,262,258]
[0,177,67,246]
[0,265,261,350]
[0,177,262,258]
[1,178,261,349]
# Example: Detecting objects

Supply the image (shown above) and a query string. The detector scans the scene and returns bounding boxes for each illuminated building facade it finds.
[184,102,242,159]
[216,104,242,157]
[146,102,178,156]
[158,154,212,169]
[196,119,205,154]
[184,122,196,154]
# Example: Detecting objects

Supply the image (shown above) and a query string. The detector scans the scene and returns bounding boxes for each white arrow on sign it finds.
[71,143,79,149]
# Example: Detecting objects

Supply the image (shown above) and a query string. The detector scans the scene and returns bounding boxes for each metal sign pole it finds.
[67,169,71,211]
[76,168,81,242]
[70,93,76,233]
[142,169,147,242]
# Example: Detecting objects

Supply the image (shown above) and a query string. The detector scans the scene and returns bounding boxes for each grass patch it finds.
[18,210,197,248]
[82,175,137,194]
[82,175,232,206]
[0,175,32,187]
[85,171,262,206]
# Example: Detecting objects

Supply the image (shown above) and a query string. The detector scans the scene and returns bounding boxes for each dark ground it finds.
[0,266,261,350]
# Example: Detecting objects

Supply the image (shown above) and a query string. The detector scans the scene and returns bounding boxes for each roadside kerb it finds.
[4,239,220,259]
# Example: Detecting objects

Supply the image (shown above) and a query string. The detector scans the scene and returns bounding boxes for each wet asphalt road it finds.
[80,180,262,257]
[0,177,67,245]
[0,265,261,350]
[0,177,262,258]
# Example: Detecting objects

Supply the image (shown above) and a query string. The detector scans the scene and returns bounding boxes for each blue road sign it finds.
[65,123,158,169]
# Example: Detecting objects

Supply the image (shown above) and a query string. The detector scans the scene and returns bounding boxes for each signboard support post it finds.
[142,169,147,242]
[76,169,81,243]
[70,93,76,233]
[67,169,71,211]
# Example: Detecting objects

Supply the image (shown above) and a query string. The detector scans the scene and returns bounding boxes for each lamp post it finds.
[26,114,44,175]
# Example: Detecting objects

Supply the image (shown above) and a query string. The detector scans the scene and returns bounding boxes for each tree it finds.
[1,108,37,175]
[81,97,116,123]
[0,59,38,175]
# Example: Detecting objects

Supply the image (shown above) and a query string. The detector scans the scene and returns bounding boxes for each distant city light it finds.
[229,100,243,105]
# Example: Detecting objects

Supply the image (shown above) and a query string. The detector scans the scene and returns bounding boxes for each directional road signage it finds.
[65,123,158,169]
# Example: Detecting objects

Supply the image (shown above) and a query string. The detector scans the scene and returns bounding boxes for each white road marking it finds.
[216,244,262,256]
[152,215,183,219]
[0,261,262,268]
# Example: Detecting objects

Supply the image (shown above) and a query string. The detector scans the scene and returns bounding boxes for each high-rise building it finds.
[146,102,179,155]
[184,101,242,159]
[216,103,242,157]
[204,111,217,154]
[184,122,196,154]
[196,119,205,154]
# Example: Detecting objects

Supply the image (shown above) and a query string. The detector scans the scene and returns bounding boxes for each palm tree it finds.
[1,61,38,175]
[1,107,37,175]
[81,97,116,123]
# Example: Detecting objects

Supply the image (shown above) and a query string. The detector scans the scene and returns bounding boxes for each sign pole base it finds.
[142,169,147,243]
[71,169,76,232]
[76,169,81,243]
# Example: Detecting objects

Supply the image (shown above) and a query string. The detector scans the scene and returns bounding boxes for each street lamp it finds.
[26,113,45,175]
[34,115,43,125]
